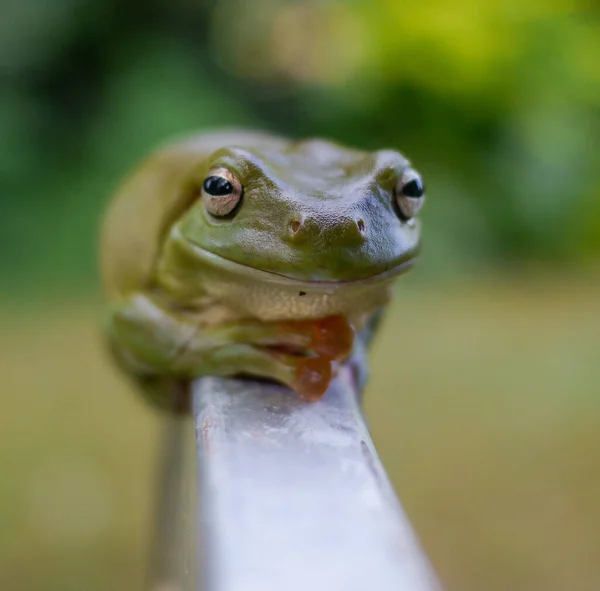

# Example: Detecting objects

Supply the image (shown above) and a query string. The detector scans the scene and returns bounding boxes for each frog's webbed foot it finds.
[177,315,355,402]
[107,293,355,408]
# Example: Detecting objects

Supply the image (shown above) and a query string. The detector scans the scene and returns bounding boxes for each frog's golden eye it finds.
[395,169,425,220]
[201,168,243,217]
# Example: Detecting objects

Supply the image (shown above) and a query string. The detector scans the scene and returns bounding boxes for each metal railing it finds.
[149,366,442,591]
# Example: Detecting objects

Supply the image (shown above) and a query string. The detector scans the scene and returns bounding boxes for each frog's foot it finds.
[108,293,356,409]
[193,344,332,402]
[216,315,354,362]
[267,316,354,401]
[179,316,355,402]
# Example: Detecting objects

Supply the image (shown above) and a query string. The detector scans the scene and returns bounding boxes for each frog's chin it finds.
[185,240,416,289]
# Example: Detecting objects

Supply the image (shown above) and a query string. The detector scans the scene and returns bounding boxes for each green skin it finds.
[100,130,424,412]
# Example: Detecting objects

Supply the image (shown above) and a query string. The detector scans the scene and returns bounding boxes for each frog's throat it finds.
[183,240,416,290]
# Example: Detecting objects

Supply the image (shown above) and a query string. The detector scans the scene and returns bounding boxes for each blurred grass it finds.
[0,302,160,591]
[368,268,600,590]
[1,268,598,590]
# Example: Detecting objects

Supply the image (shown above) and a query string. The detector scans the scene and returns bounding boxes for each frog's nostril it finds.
[357,219,365,233]
[289,219,301,234]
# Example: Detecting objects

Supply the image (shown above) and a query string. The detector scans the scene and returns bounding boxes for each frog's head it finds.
[176,139,425,284]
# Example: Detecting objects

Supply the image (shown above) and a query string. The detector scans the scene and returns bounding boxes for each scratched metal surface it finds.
[193,368,441,591]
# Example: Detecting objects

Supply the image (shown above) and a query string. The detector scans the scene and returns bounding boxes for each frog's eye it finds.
[201,168,243,217]
[395,169,425,220]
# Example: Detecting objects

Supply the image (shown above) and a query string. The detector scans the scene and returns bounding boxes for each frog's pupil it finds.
[403,178,424,198]
[203,176,233,196]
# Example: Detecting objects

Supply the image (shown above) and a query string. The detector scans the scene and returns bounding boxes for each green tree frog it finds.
[100,130,425,412]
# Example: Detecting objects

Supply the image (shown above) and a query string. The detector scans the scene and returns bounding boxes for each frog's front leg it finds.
[106,293,354,410]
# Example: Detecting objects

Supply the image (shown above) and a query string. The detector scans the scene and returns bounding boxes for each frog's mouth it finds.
[183,239,417,290]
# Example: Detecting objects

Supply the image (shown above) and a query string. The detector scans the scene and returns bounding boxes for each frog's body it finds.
[100,130,424,412]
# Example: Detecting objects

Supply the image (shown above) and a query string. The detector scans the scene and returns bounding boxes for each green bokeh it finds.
[1,0,598,294]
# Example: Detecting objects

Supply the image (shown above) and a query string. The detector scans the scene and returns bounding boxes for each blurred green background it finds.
[1,0,599,589]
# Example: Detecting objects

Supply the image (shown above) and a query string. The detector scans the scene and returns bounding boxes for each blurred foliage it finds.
[0,0,598,293]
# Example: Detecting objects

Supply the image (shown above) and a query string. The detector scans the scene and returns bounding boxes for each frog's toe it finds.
[277,315,354,361]
[293,356,333,402]
[306,316,354,361]
[267,350,333,401]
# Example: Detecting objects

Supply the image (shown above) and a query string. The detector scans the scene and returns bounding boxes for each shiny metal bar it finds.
[193,367,441,591]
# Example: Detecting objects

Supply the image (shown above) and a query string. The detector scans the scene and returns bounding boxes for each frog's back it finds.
[100,129,286,299]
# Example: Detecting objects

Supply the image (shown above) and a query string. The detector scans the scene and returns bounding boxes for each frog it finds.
[100,129,425,413]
